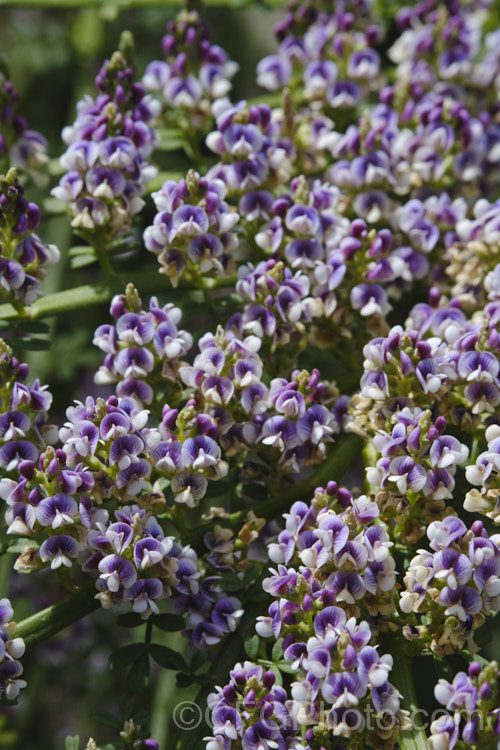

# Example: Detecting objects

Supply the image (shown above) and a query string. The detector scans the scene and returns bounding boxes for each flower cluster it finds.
[180,327,341,474]
[0,339,53,477]
[207,485,408,749]
[0,66,48,180]
[205,100,294,194]
[150,401,229,508]
[142,9,238,130]
[259,482,397,625]
[93,284,193,405]
[400,517,500,654]
[0,169,59,306]
[257,0,382,112]
[428,659,500,749]
[0,598,26,701]
[390,0,500,110]
[53,32,158,240]
[465,424,500,523]
[144,169,239,285]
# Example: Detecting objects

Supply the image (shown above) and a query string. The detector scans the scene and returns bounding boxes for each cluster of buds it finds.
[259,482,397,627]
[93,285,193,405]
[428,659,500,748]
[0,169,59,306]
[257,0,383,112]
[0,66,48,180]
[144,169,239,286]
[400,517,500,654]
[53,32,158,241]
[142,9,238,130]
[0,339,53,476]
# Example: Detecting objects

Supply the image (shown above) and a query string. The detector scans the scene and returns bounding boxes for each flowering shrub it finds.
[2,1,500,749]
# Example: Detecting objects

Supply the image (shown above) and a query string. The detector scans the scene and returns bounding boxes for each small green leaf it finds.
[244,634,260,661]
[243,564,259,585]
[218,572,242,592]
[109,643,146,670]
[65,736,80,750]
[271,638,284,663]
[70,254,97,270]
[15,337,51,351]
[190,650,207,672]
[176,673,195,688]
[116,613,145,629]
[152,613,185,632]
[126,653,150,694]
[149,644,188,672]
[94,711,122,730]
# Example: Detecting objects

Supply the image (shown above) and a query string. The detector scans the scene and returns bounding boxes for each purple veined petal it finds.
[116,313,155,345]
[317,515,349,554]
[70,420,100,457]
[127,578,164,615]
[85,167,126,199]
[274,389,306,419]
[423,468,453,503]
[357,646,392,688]
[458,351,499,382]
[350,283,391,317]
[35,494,78,529]
[180,436,220,472]
[439,585,483,621]
[256,55,292,91]
[201,376,234,405]
[285,204,321,236]
[172,205,209,237]
[433,549,472,587]
[0,258,25,291]
[429,436,468,469]
[39,535,79,569]
[259,416,298,451]
[0,441,38,471]
[0,598,14,625]
[98,136,137,169]
[105,522,135,553]
[387,456,427,493]
[151,441,182,474]
[222,123,263,159]
[296,404,335,444]
[328,80,361,108]
[100,411,132,441]
[212,705,243,740]
[314,606,346,638]
[116,379,154,404]
[133,537,167,569]
[322,671,365,707]
[113,347,155,379]
[186,234,224,270]
[109,434,145,470]
[171,471,208,507]
[473,558,500,596]
[241,720,280,750]
[212,597,244,632]
[0,410,31,441]
[240,383,269,415]
[427,517,467,551]
[284,238,324,269]
[98,554,137,591]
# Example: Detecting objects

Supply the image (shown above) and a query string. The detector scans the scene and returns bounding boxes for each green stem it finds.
[391,651,428,750]
[15,582,99,647]
[0,273,237,322]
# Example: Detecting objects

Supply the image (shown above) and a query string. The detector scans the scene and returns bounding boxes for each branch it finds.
[15,582,99,647]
